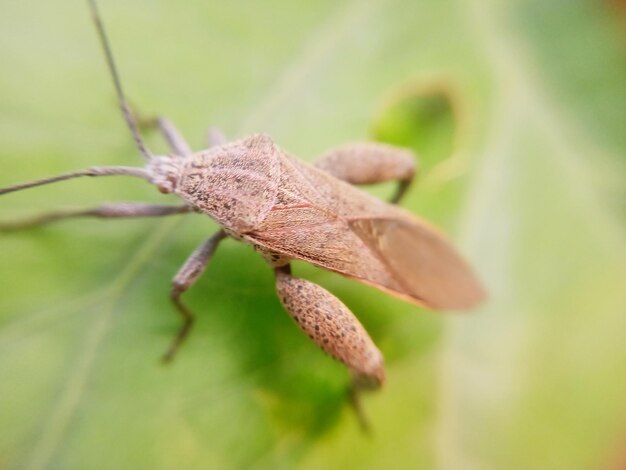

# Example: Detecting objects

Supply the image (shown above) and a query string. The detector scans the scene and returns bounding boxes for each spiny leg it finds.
[274,264,384,429]
[163,229,227,363]
[314,142,417,204]
[0,203,192,232]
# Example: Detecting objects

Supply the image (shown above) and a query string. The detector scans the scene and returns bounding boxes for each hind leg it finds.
[274,264,383,429]
[314,142,417,203]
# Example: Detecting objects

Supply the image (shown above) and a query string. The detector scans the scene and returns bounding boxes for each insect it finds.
[0,0,485,396]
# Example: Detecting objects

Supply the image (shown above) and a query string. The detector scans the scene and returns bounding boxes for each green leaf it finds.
[1,0,625,469]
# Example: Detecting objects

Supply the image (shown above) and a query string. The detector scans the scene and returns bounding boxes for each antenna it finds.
[87,0,153,161]
[0,166,150,195]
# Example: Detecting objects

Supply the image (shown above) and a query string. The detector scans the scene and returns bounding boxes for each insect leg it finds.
[135,113,192,157]
[162,229,227,363]
[153,117,192,156]
[206,127,227,147]
[314,142,417,203]
[274,265,385,386]
[0,203,192,232]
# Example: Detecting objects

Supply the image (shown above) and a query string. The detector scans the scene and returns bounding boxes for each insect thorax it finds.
[174,134,281,233]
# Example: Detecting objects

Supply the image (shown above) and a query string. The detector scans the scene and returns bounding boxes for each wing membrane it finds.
[248,212,484,310]
[245,151,485,310]
[349,216,485,309]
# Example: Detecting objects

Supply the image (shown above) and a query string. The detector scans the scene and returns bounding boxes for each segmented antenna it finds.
[87,0,153,161]
[0,166,150,195]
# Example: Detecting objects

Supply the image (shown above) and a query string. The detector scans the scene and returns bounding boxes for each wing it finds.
[244,151,485,310]
[347,215,486,309]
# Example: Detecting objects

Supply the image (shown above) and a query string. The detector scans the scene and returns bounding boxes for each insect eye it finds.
[147,156,180,194]
[156,176,177,194]
[157,183,172,194]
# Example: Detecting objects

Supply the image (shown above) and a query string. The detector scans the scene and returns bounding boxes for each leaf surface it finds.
[1,0,625,469]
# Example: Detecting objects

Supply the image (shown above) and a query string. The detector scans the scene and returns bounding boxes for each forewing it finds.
[248,216,401,288]
[246,150,484,310]
[248,212,484,310]
[349,216,486,309]
[177,134,281,232]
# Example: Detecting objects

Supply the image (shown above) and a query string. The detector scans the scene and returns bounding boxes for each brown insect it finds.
[0,1,485,397]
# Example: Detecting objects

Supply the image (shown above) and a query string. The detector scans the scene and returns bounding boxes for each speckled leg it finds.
[274,265,385,387]
[314,142,417,203]
[0,203,192,232]
[163,229,227,363]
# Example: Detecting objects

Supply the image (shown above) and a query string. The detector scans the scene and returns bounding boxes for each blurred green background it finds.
[1,0,625,469]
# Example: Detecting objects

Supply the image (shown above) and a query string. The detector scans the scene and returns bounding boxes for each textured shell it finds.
[176,134,484,310]
[175,134,280,233]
